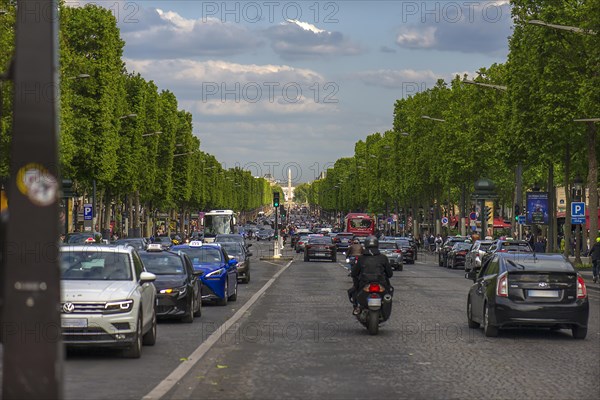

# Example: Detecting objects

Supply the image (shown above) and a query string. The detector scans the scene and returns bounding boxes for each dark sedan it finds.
[447,242,473,269]
[466,253,589,338]
[139,247,202,322]
[220,241,252,284]
[114,238,148,251]
[333,233,354,252]
[304,236,337,262]
[394,238,415,264]
[439,236,469,267]
[256,229,274,241]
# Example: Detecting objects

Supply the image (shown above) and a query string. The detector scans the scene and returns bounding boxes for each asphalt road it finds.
[2,241,598,399]
[162,247,600,400]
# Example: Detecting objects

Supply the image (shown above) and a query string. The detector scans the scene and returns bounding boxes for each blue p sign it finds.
[571,202,585,225]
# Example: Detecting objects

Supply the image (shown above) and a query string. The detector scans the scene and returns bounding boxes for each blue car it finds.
[172,241,238,306]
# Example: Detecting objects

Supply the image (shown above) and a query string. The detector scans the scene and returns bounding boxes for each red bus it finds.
[345,213,375,237]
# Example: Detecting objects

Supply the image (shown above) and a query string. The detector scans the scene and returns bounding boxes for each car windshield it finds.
[179,247,223,264]
[115,239,145,250]
[379,242,397,250]
[220,243,243,257]
[453,243,472,250]
[397,240,411,247]
[216,236,243,243]
[139,253,185,275]
[309,237,332,244]
[60,251,132,280]
[480,243,493,251]
[501,243,532,251]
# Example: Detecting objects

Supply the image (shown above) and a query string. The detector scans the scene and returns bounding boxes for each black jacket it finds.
[350,248,393,288]
[591,242,600,261]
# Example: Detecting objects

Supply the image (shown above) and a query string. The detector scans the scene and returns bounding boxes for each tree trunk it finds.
[134,190,140,233]
[587,121,598,250]
[563,145,571,259]
[127,194,133,237]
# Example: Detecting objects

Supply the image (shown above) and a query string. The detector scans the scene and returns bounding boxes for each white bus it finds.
[202,210,237,242]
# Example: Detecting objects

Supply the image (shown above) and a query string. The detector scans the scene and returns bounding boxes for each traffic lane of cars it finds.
[164,255,600,400]
[63,240,281,400]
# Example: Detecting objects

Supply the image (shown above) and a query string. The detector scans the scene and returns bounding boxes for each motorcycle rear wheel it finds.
[367,311,379,335]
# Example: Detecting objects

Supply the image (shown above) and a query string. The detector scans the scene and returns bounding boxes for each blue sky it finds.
[69,1,512,184]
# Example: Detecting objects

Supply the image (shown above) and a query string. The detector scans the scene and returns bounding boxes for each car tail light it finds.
[458,251,467,256]
[498,249,508,253]
[365,283,384,293]
[394,249,402,253]
[577,276,587,299]
[497,272,508,297]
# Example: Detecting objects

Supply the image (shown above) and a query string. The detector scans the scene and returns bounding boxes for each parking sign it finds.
[83,204,93,221]
[571,202,585,224]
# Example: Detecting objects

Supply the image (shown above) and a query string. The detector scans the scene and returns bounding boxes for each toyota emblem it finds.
[538,282,549,288]
[62,302,75,313]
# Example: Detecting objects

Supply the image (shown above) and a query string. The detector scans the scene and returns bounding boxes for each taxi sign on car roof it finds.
[147,243,163,252]
[189,241,203,247]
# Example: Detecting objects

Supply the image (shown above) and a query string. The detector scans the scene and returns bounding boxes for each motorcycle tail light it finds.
[366,283,384,293]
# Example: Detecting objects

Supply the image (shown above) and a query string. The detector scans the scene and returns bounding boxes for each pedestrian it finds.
[533,237,545,253]
[590,237,600,283]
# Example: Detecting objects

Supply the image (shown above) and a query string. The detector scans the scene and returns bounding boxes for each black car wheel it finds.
[229,278,238,301]
[216,280,228,306]
[572,325,587,339]
[182,295,194,323]
[142,311,157,346]
[483,302,498,337]
[193,288,202,317]
[123,313,143,358]
[467,298,479,329]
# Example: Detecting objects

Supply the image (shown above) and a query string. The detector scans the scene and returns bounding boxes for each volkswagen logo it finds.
[538,282,549,288]
[62,302,75,313]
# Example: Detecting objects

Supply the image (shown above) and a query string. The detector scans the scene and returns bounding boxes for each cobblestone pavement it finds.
[166,250,600,400]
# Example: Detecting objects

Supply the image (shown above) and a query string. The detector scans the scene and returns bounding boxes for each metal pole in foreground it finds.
[2,0,63,398]
[274,205,280,258]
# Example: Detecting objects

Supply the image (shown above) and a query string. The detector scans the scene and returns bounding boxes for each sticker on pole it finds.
[16,163,58,207]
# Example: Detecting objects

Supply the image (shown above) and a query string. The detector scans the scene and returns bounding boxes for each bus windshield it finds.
[204,215,234,236]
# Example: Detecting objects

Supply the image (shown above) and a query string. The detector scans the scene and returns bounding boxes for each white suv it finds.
[60,244,157,358]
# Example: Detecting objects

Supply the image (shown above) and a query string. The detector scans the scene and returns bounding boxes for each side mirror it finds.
[247,252,253,257]
[140,271,156,283]
[228,258,238,266]
[192,270,204,276]
[465,271,477,281]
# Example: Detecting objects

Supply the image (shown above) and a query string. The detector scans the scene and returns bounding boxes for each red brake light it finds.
[458,251,467,255]
[394,249,402,253]
[497,272,508,297]
[577,276,587,299]
[367,283,384,293]
[498,249,508,253]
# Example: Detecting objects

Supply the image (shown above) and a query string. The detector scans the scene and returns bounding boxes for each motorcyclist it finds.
[349,235,393,315]
[347,238,363,257]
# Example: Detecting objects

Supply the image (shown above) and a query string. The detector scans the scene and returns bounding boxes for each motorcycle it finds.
[345,255,358,271]
[353,282,393,335]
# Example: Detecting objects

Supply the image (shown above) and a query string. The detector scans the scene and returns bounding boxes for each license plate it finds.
[528,290,559,298]
[315,253,326,257]
[367,297,382,307]
[61,318,88,328]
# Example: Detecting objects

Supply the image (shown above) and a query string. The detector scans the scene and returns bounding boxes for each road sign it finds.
[518,215,525,225]
[83,204,93,221]
[571,202,585,224]
[441,217,449,225]
[469,212,477,221]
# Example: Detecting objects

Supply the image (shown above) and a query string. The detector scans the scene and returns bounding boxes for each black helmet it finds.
[364,235,378,249]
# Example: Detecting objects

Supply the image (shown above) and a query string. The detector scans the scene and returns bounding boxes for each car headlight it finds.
[159,285,187,298]
[104,299,134,314]
[205,268,225,278]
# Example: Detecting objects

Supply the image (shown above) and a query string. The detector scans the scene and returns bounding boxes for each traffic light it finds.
[483,206,492,221]
[514,204,520,221]
[62,179,74,198]
[273,191,280,207]
[279,204,285,216]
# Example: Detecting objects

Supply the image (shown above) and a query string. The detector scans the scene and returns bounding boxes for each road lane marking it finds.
[142,259,294,400]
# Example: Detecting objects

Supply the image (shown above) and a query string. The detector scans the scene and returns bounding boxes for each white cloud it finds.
[354,69,440,89]
[265,19,362,60]
[119,9,263,58]
[394,2,512,55]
